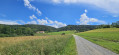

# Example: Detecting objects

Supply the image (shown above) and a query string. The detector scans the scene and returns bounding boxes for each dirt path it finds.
[73,35,118,55]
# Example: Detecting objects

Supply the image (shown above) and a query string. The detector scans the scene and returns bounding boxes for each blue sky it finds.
[0,0,119,28]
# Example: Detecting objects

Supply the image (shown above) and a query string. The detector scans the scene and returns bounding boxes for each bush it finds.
[0,34,9,37]
[61,33,65,35]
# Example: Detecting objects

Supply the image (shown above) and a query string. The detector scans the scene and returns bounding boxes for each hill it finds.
[0,24,57,37]
[0,24,98,37]
[58,25,98,32]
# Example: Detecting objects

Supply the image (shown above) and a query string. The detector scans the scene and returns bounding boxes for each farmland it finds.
[76,28,119,54]
[0,31,77,55]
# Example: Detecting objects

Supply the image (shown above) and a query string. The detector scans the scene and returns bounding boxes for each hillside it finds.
[0,24,98,37]
[58,25,98,32]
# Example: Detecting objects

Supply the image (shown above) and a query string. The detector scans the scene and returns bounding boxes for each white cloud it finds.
[52,0,61,3]
[77,10,106,25]
[45,17,54,24]
[23,0,42,15]
[39,17,67,28]
[85,9,87,13]
[50,0,119,14]
[27,20,37,24]
[36,18,66,28]
[29,14,37,19]
[0,20,19,25]
[52,21,67,28]
[37,19,48,25]
[48,20,54,24]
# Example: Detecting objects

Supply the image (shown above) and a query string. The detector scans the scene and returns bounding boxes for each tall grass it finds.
[0,36,43,50]
[35,31,75,36]
[0,35,77,55]
[76,28,119,54]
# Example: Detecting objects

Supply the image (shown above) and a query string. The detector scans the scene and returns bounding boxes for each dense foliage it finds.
[58,25,98,32]
[98,21,119,28]
[0,24,56,37]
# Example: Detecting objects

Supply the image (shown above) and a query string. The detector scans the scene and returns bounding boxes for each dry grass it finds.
[0,36,48,50]
[0,35,77,55]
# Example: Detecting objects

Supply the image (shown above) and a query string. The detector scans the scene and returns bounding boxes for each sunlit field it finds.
[35,31,75,36]
[0,36,42,50]
[0,33,77,55]
[76,28,119,54]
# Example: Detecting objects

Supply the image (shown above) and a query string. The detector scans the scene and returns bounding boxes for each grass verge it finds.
[76,28,119,54]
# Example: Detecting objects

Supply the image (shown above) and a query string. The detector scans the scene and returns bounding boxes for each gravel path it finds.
[73,35,118,55]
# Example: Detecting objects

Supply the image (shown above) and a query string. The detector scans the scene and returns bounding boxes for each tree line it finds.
[58,25,98,32]
[0,24,56,37]
[98,21,119,28]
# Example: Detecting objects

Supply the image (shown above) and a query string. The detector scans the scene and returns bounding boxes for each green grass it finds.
[0,35,77,55]
[35,31,75,36]
[62,37,77,55]
[76,28,119,54]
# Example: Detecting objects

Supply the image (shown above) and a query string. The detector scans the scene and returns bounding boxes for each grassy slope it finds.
[76,28,119,54]
[0,31,77,55]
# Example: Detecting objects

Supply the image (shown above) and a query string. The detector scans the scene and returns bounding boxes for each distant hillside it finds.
[0,24,99,37]
[0,24,57,37]
[8,24,57,32]
[58,25,98,32]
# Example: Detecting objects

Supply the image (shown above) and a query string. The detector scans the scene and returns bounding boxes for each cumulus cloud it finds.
[28,15,66,28]
[52,21,67,28]
[85,9,87,13]
[0,20,19,25]
[52,0,61,3]
[50,0,119,14]
[37,19,48,25]
[77,10,106,25]
[27,20,37,24]
[48,20,54,24]
[29,14,37,19]
[23,0,42,15]
[0,17,66,28]
[36,18,66,28]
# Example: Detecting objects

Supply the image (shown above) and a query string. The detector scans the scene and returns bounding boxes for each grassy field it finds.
[35,31,75,36]
[0,36,42,50]
[76,28,119,54]
[0,31,77,55]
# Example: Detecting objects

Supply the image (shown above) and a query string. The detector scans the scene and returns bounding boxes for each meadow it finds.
[0,31,77,55]
[35,31,75,36]
[76,28,119,54]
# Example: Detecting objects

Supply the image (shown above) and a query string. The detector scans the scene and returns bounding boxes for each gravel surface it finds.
[73,35,118,55]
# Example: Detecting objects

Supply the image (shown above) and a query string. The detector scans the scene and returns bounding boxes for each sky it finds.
[0,0,119,28]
